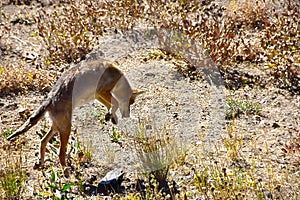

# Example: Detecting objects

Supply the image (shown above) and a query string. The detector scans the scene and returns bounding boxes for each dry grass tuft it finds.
[0,64,52,96]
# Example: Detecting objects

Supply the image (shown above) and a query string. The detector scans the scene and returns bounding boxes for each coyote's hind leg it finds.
[58,123,71,168]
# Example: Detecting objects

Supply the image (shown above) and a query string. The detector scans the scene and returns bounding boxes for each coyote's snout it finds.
[6,60,143,168]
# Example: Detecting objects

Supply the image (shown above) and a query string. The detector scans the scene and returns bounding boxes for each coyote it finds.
[6,60,143,168]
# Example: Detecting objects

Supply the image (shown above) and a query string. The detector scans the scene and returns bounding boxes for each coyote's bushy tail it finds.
[6,100,50,141]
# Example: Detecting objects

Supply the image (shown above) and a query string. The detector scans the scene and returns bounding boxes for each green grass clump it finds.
[73,129,94,164]
[109,127,122,143]
[0,150,27,199]
[2,129,13,138]
[34,168,74,199]
[226,98,261,120]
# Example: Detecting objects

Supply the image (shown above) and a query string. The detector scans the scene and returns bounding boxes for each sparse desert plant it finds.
[0,150,27,199]
[134,121,170,182]
[92,107,106,124]
[192,145,281,199]
[131,119,185,198]
[192,115,300,199]
[37,0,140,68]
[35,0,299,94]
[109,126,122,143]
[193,163,264,199]
[77,140,93,164]
[222,121,243,161]
[133,119,185,184]
[225,0,273,31]
[73,129,93,164]
[226,98,261,120]
[147,0,299,93]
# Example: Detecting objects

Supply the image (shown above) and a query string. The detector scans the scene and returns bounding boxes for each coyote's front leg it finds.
[104,112,117,124]
[109,99,119,124]
[96,91,119,124]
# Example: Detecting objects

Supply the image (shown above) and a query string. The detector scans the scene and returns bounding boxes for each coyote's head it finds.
[119,89,144,118]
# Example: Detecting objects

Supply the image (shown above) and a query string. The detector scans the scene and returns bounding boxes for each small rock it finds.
[98,168,124,185]
[97,168,124,194]
[173,112,179,119]
[272,122,280,128]
[145,72,155,77]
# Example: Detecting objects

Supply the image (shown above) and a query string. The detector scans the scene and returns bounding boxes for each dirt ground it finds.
[0,1,299,199]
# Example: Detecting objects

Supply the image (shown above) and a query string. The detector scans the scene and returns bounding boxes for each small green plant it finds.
[146,50,166,60]
[0,150,27,199]
[92,107,106,124]
[34,168,73,199]
[77,141,93,164]
[1,129,13,138]
[145,175,165,199]
[109,126,122,143]
[49,169,73,199]
[226,98,261,120]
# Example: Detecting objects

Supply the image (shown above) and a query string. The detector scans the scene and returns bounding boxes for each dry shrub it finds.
[37,0,106,66]
[225,0,272,30]
[37,0,142,67]
[0,64,52,96]
[36,0,299,93]
[261,1,300,93]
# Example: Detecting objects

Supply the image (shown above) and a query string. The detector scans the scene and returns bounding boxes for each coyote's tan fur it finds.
[6,60,142,168]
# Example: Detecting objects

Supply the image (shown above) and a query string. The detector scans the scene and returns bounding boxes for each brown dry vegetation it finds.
[0,0,299,199]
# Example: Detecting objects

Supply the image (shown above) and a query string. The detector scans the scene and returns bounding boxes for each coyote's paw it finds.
[105,113,118,124]
[105,113,112,122]
[111,116,118,124]
[33,162,44,170]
